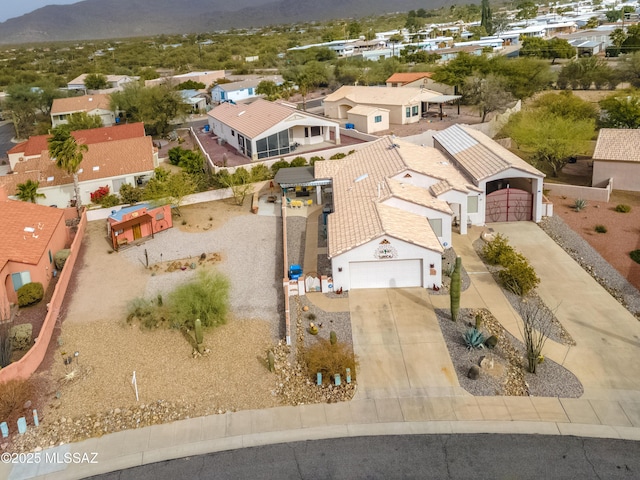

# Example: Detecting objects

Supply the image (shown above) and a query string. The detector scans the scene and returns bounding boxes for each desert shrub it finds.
[309,156,324,165]
[303,338,357,384]
[97,194,120,208]
[169,270,229,329]
[126,297,166,329]
[168,146,184,165]
[481,233,514,265]
[573,198,587,211]
[270,160,290,175]
[290,156,307,167]
[615,204,631,213]
[17,282,44,307]
[498,256,540,296]
[594,224,607,233]
[630,250,640,264]
[250,164,272,181]
[54,249,71,270]
[119,183,145,204]
[330,152,346,160]
[0,379,35,421]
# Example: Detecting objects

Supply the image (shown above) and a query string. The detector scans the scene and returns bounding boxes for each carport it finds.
[422,94,462,120]
[274,166,331,205]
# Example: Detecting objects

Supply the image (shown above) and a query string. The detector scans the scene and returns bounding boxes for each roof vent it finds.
[354,173,369,183]
[93,166,99,171]
[24,227,35,233]
[238,111,245,116]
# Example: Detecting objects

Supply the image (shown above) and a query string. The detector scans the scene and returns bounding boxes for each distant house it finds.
[144,70,225,88]
[0,186,69,315]
[591,128,640,192]
[66,74,138,93]
[323,85,461,125]
[385,72,454,95]
[210,79,264,104]
[179,89,208,113]
[207,99,341,161]
[107,203,173,250]
[50,94,115,128]
[2,123,157,207]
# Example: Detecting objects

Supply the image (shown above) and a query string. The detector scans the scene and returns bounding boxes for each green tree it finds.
[65,111,103,131]
[505,111,595,177]
[48,127,88,215]
[110,83,189,136]
[464,74,515,122]
[532,91,598,121]
[520,37,575,64]
[5,84,39,139]
[431,52,489,95]
[516,1,538,21]
[84,73,109,90]
[605,9,623,22]
[490,56,553,99]
[15,179,45,203]
[143,171,195,215]
[599,91,640,128]
[617,52,640,88]
[282,61,332,110]
[481,0,494,36]
[256,80,280,101]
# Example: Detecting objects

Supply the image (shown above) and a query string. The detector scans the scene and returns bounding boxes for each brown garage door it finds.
[486,188,532,222]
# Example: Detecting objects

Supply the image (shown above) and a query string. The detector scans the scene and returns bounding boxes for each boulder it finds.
[468,365,480,380]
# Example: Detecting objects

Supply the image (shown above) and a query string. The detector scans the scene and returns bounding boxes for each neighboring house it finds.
[66,74,138,93]
[314,125,545,293]
[50,94,115,128]
[144,70,225,88]
[0,185,69,315]
[435,45,485,62]
[210,79,263,104]
[554,28,616,55]
[207,99,341,161]
[1,123,157,207]
[323,85,461,125]
[591,129,640,192]
[107,203,173,250]
[385,72,455,95]
[179,89,208,113]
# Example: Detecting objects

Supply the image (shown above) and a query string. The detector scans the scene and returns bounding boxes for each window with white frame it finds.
[406,107,411,118]
[468,196,479,214]
[374,115,382,123]
[412,105,419,116]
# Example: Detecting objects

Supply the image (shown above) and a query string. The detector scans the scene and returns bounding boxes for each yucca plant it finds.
[573,198,587,211]
[463,328,485,350]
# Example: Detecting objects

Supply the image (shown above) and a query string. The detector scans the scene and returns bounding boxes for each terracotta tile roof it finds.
[386,72,433,85]
[593,128,640,163]
[207,98,296,139]
[51,94,112,115]
[8,123,145,157]
[0,199,65,268]
[316,137,445,257]
[0,135,155,192]
[384,179,453,215]
[433,125,544,183]
[324,85,441,106]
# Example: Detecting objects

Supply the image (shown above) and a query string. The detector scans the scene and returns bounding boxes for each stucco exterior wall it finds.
[330,235,442,292]
[593,161,640,192]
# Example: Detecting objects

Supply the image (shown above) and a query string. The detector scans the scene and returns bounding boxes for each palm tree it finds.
[47,127,88,216]
[15,179,46,204]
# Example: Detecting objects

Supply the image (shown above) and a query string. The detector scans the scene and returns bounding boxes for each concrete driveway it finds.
[349,288,467,400]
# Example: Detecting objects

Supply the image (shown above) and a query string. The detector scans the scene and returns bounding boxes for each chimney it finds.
[0,184,8,201]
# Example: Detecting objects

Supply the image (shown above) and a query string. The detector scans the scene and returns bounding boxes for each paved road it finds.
[88,434,639,480]
[0,121,15,159]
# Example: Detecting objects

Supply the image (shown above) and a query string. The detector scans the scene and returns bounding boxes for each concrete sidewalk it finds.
[4,222,640,479]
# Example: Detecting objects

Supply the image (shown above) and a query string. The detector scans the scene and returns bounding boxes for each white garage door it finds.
[349,259,423,289]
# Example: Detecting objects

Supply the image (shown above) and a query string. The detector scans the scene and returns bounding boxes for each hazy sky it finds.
[0,0,80,22]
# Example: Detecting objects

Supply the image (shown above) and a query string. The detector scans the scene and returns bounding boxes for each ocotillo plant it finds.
[450,256,462,321]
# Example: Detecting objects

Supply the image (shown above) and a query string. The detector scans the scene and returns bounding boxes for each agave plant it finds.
[463,327,485,350]
[573,198,587,211]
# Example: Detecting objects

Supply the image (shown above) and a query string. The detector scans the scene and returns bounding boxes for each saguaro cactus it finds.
[450,256,462,321]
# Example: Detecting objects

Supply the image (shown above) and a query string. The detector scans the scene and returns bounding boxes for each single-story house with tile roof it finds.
[385,72,454,95]
[107,203,172,250]
[315,135,485,291]
[433,125,545,224]
[591,129,640,192]
[0,186,69,315]
[51,94,115,128]
[323,85,461,125]
[207,99,341,161]
[1,123,157,208]
[145,70,225,88]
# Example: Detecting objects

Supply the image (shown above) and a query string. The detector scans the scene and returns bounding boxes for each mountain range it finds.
[0,0,450,44]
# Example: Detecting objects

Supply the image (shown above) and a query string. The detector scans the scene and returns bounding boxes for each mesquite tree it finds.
[517,299,555,374]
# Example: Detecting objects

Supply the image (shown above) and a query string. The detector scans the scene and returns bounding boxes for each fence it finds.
[0,212,88,383]
[544,178,613,202]
[468,100,521,138]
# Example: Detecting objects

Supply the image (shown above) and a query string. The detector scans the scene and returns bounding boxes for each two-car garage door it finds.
[349,259,423,289]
